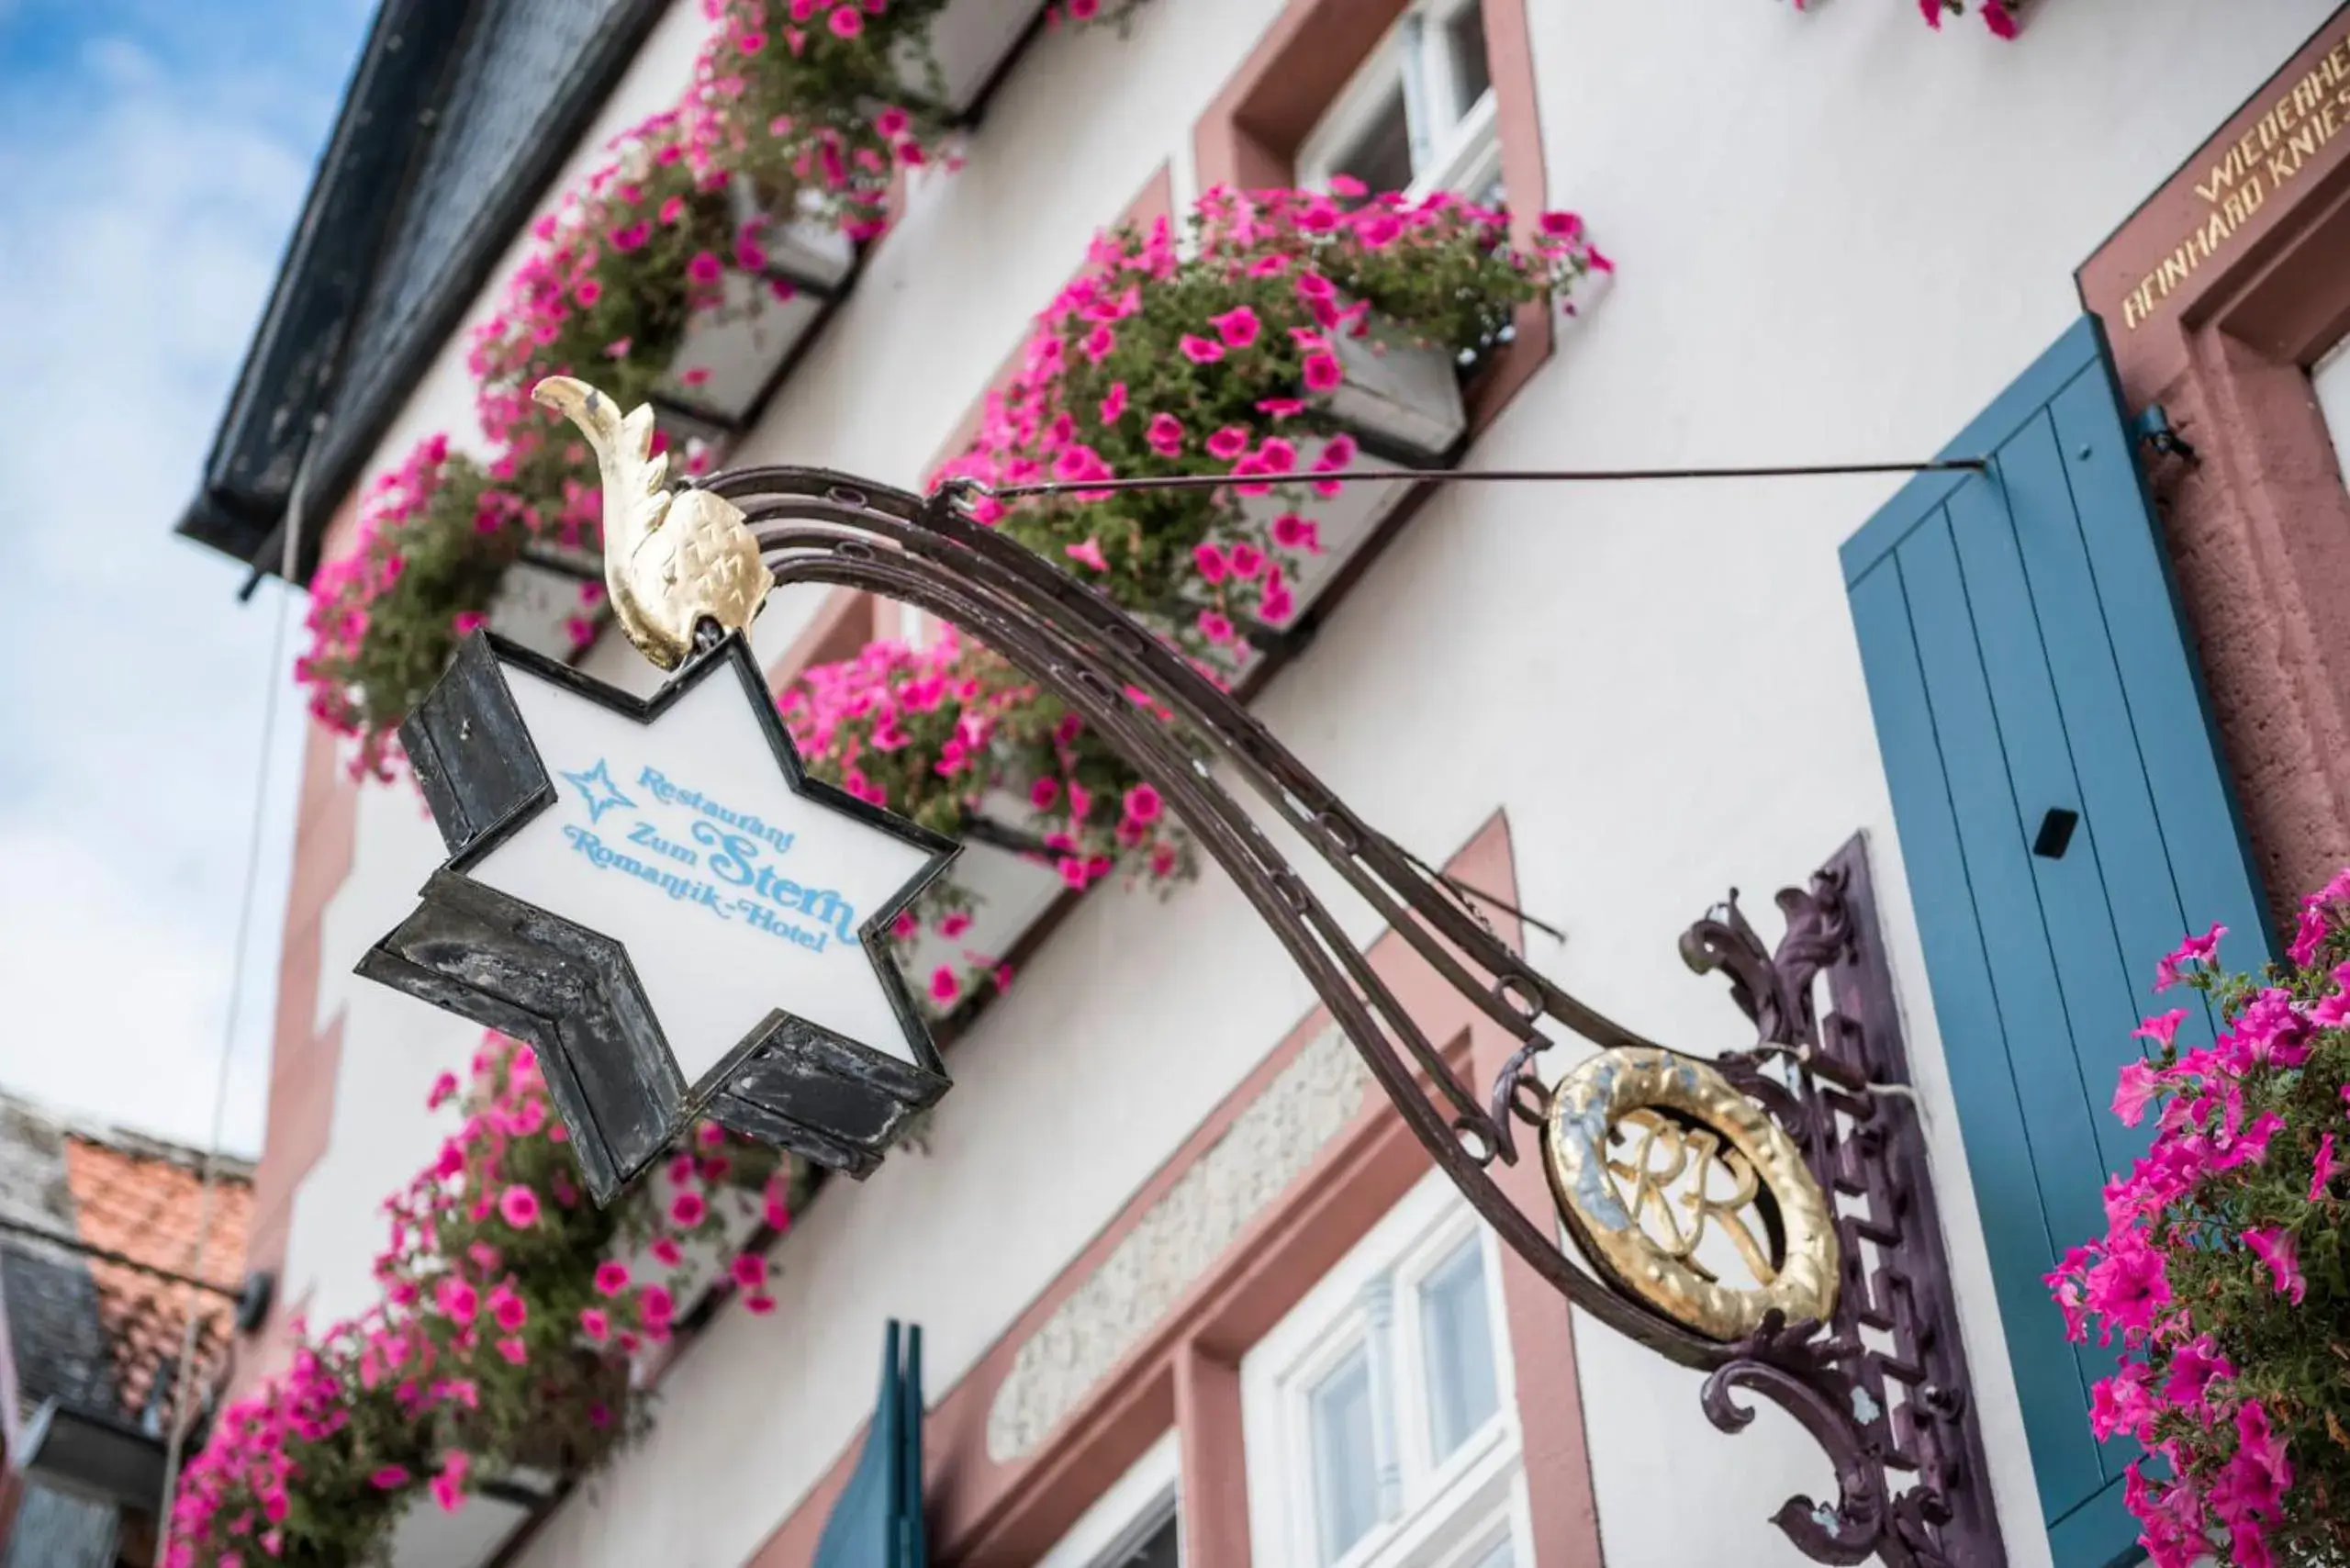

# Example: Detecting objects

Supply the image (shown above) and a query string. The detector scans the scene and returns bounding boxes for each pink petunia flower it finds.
[579,1307,611,1343]
[1179,334,1225,364]
[930,967,961,1005]
[436,1277,477,1325]
[499,1185,540,1228]
[1065,537,1109,571]
[1193,542,1230,584]
[489,1283,527,1333]
[1210,305,1260,348]
[1302,351,1342,393]
[1270,512,1322,553]
[2311,1131,2336,1202]
[431,1451,469,1513]
[732,1254,767,1288]
[426,1070,460,1109]
[670,1190,707,1228]
[2244,1226,2305,1303]
[2082,1237,2169,1341]
[830,4,863,37]
[1145,412,1185,456]
[2154,923,2226,991]
[2111,1060,2164,1128]
[2162,1334,2233,1416]
[1124,784,1162,825]
[371,1466,410,1490]
[1197,610,1235,645]
[1205,426,1249,461]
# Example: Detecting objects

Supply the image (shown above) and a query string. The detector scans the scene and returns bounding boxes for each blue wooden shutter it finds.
[1841,316,2273,1568]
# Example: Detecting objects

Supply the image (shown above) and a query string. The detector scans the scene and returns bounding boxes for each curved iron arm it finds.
[699,464,1726,1369]
[686,465,2002,1566]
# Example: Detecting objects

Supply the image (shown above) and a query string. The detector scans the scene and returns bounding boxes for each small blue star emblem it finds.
[562,758,636,825]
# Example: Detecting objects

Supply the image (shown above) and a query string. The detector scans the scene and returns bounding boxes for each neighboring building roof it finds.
[0,1095,252,1433]
[176,0,674,588]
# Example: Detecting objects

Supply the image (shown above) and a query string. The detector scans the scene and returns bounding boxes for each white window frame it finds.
[2314,331,2350,496]
[1037,1429,1181,1568]
[1241,1170,1531,1568]
[1294,0,1502,204]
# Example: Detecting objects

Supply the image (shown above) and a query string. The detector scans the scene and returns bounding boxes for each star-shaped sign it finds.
[359,630,959,1203]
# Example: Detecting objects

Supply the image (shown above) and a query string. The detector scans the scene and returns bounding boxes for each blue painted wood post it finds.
[813,1320,924,1568]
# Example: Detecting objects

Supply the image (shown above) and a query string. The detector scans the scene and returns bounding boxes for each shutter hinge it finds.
[2133,402,2199,465]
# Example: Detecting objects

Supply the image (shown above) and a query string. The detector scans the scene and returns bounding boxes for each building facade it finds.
[0,1096,255,1568]
[179,3,2350,1566]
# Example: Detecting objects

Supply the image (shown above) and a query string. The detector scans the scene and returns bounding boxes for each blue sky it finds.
[0,0,373,1153]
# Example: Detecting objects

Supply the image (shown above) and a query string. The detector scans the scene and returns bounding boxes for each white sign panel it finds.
[358,631,958,1201]
[476,663,938,1084]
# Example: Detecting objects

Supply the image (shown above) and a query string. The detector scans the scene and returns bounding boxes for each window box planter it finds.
[890,0,1047,119]
[1326,322,1469,464]
[1188,328,1467,688]
[386,1473,556,1568]
[484,547,606,664]
[889,334,1470,1013]
[653,186,857,429]
[895,787,1073,1017]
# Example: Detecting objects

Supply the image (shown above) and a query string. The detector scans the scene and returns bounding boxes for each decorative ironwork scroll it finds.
[524,427,2010,1566]
[1682,838,2005,1568]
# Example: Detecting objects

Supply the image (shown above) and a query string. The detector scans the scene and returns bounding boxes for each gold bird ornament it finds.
[531,375,771,671]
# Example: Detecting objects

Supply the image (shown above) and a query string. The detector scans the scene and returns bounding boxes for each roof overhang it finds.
[177,0,674,592]
[173,0,479,580]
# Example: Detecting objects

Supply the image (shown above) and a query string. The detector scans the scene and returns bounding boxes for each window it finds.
[1242,1171,1528,1568]
[2315,331,2350,498]
[1038,1431,1181,1568]
[1295,0,1502,205]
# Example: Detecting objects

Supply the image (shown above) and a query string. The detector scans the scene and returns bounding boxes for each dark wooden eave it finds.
[174,0,674,590]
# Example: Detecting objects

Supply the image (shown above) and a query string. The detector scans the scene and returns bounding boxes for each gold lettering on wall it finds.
[2123,38,2350,331]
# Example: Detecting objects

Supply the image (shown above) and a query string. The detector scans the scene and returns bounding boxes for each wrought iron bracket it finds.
[601,460,2012,1566]
[1683,837,2006,1568]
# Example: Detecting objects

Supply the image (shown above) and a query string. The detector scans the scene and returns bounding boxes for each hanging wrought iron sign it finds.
[361,627,957,1202]
[357,385,958,1202]
[354,375,2005,1565]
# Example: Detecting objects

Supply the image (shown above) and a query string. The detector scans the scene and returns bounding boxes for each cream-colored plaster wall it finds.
[274,3,2344,1565]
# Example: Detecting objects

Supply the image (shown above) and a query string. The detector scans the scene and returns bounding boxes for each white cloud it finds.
[0,827,271,1149]
[81,36,161,89]
[0,22,346,1154]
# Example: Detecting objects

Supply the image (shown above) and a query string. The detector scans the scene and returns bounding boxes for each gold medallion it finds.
[1543,1047,1837,1341]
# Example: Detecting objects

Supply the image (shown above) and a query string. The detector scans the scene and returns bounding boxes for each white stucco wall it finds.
[274,1,2344,1565]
